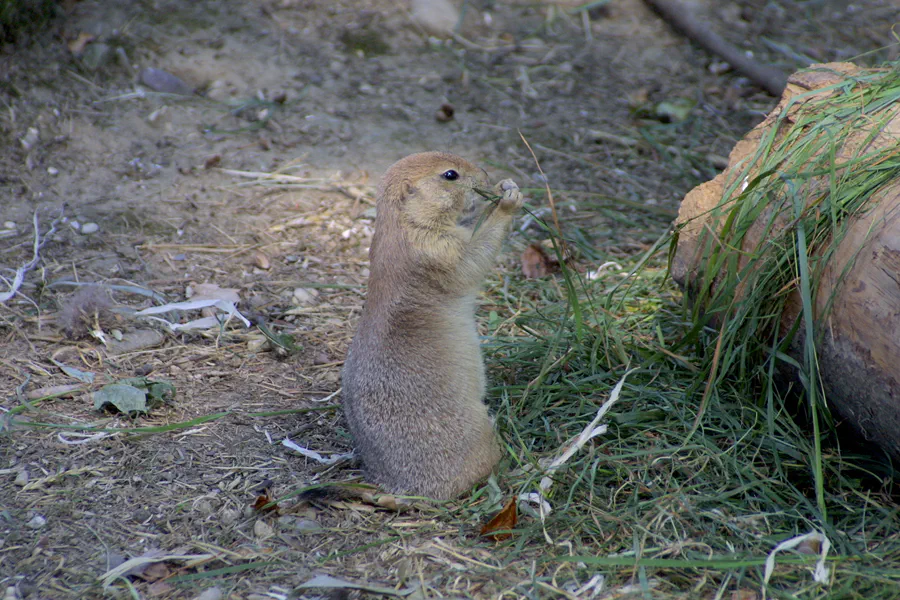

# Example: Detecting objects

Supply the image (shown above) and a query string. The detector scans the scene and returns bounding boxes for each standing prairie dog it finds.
[342,151,523,500]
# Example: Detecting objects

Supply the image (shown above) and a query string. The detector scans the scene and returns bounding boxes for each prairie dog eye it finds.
[441,169,460,181]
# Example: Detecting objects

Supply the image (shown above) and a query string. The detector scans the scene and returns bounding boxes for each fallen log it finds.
[671,62,900,459]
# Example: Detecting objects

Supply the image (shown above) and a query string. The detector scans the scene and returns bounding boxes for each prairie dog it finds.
[341,152,523,500]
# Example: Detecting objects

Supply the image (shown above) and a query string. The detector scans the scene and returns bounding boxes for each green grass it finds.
[475,237,900,598]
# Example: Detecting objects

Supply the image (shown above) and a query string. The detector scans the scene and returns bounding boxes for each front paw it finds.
[493,179,523,213]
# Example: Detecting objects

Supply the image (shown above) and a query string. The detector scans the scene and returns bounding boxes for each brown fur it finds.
[341,152,523,500]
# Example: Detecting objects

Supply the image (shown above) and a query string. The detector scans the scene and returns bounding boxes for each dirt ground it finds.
[2,0,898,598]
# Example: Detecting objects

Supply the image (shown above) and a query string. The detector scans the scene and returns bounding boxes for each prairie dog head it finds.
[379,152,489,231]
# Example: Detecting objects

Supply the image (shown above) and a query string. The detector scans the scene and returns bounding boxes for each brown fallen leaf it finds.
[521,243,551,278]
[252,493,279,513]
[480,497,517,541]
[521,240,575,279]
[203,154,221,169]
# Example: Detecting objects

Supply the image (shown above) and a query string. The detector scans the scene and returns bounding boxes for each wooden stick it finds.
[643,0,788,96]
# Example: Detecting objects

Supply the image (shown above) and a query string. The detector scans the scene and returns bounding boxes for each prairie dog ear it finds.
[401,179,415,201]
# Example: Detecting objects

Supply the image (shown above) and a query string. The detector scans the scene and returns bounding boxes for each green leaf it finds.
[118,377,176,405]
[93,384,148,414]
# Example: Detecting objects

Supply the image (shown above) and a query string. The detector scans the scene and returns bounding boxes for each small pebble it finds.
[47,167,59,175]
[292,287,319,306]
[220,508,241,526]
[253,519,274,540]
[69,220,81,231]
[191,588,223,600]
[20,127,39,151]
[146,107,169,126]
[247,336,268,352]
[435,102,455,122]
[80,222,99,234]
[411,0,460,36]
[278,515,324,533]
[135,364,154,377]
[4,585,22,600]
[293,518,324,534]
[26,515,46,529]
[14,469,28,486]
[3,221,15,229]
[140,67,193,95]
[253,251,271,270]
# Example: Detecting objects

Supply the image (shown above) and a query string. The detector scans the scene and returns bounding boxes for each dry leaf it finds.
[203,154,221,169]
[68,32,95,54]
[480,497,517,541]
[521,243,551,278]
[252,493,278,513]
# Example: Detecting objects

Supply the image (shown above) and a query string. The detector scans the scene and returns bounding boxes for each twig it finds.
[643,0,787,96]
[518,132,565,241]
[0,207,66,303]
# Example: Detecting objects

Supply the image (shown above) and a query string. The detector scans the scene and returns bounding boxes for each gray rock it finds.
[14,469,28,487]
[26,515,46,529]
[140,68,193,96]
[411,0,460,36]
[106,329,165,356]
[191,588,223,600]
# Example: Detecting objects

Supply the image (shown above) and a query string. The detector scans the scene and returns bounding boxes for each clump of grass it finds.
[478,237,900,597]
[675,63,900,518]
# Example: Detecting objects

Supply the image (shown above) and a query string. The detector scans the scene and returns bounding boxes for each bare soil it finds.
[1,0,897,598]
